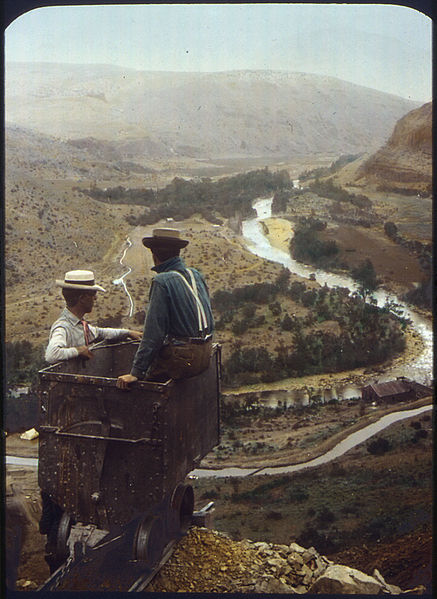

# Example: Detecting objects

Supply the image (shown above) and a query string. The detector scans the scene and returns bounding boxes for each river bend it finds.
[242,197,432,386]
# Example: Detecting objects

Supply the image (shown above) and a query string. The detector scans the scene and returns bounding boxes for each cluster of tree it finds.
[212,277,285,314]
[384,221,431,269]
[298,154,361,182]
[5,394,39,433]
[79,168,291,224]
[350,259,380,300]
[217,274,407,387]
[403,277,432,310]
[326,205,374,228]
[383,221,432,310]
[216,309,265,336]
[308,178,372,210]
[290,217,340,269]
[271,188,304,214]
[76,185,156,206]
[5,340,45,385]
[223,346,277,385]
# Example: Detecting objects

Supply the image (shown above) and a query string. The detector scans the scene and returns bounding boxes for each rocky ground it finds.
[6,473,430,594]
[147,527,416,595]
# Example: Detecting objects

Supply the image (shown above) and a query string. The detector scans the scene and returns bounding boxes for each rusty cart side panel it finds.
[38,342,220,528]
[38,383,167,527]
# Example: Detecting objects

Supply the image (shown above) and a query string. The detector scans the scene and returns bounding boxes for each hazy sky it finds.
[5,3,432,102]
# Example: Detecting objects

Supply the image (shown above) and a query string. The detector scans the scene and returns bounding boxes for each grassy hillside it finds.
[193,409,432,591]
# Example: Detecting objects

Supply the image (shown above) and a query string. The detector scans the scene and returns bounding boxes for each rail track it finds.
[38,503,214,592]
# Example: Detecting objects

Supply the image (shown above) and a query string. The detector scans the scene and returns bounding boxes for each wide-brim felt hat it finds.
[142,228,189,249]
[55,270,106,292]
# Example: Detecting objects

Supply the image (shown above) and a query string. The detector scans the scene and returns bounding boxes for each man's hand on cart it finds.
[77,345,94,359]
[117,374,138,389]
[127,330,143,341]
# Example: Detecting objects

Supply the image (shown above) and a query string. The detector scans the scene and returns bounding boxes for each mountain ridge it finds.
[6,63,419,159]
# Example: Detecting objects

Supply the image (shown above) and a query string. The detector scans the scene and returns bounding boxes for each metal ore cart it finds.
[37,341,221,590]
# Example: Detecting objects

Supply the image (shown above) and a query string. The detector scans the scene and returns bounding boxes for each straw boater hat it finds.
[56,270,106,292]
[142,228,189,249]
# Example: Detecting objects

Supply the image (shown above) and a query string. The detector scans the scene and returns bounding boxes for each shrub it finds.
[200,490,219,500]
[414,429,428,441]
[287,486,309,502]
[384,221,398,239]
[367,437,391,455]
[266,510,283,520]
[5,341,45,385]
[281,314,294,331]
[316,507,336,527]
[297,524,338,554]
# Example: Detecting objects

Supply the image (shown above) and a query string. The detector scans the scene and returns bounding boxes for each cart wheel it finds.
[55,511,73,563]
[133,515,165,565]
[171,483,194,533]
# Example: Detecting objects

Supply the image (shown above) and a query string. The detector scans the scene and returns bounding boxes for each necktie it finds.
[81,320,91,346]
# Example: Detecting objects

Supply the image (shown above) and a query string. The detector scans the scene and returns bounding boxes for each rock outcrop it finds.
[147,527,425,594]
[355,102,432,195]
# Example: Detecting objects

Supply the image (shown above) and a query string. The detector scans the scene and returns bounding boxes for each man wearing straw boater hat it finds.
[42,269,142,570]
[116,228,214,387]
[45,269,142,363]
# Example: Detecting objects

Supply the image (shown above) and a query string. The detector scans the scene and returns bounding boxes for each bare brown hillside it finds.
[354,102,432,195]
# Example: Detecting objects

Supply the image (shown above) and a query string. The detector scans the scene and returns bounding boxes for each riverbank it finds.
[223,322,425,398]
[261,212,431,315]
[5,395,431,474]
[260,217,293,250]
[232,203,430,397]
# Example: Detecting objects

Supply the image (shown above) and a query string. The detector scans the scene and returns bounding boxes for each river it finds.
[109,197,432,388]
[6,404,432,477]
[242,196,433,388]
[191,403,432,478]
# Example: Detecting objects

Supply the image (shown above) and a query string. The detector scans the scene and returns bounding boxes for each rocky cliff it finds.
[355,102,432,195]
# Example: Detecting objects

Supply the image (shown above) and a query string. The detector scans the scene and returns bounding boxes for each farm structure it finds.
[361,379,432,404]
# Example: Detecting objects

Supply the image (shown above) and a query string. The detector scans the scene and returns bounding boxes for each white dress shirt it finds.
[45,307,129,364]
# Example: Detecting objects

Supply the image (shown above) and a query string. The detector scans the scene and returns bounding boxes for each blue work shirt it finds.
[130,256,214,379]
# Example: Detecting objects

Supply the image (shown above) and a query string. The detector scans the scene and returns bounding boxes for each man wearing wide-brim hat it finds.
[45,270,142,364]
[116,228,214,387]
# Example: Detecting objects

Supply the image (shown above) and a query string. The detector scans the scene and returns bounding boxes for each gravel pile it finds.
[147,527,415,594]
